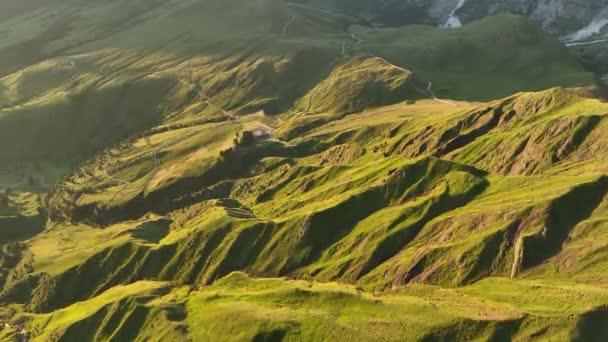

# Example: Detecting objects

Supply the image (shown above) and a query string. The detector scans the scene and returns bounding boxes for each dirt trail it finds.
[175,79,234,119]
[100,122,215,202]
[372,57,455,106]
[101,170,129,185]
[148,67,235,120]
[282,15,296,35]
[99,63,236,201]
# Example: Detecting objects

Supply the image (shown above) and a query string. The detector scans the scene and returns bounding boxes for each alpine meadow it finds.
[3,0,608,341]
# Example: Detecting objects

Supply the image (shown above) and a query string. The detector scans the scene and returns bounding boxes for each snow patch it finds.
[442,0,466,29]
[562,11,608,43]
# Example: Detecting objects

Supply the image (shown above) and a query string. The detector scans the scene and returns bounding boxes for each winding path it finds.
[98,66,237,201]
[101,124,211,202]
[372,57,455,106]
[321,26,457,110]
[282,15,296,36]
[175,79,234,119]
[351,33,363,45]
[564,39,608,47]
[416,82,455,106]
[148,68,234,120]
[307,92,315,112]
[101,170,129,185]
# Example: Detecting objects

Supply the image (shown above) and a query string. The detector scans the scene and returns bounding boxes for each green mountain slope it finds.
[3,89,608,340]
[355,15,595,101]
[0,1,594,172]
[15,273,608,341]
[2,0,608,341]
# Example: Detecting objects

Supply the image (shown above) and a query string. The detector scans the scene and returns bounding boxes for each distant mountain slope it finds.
[301,0,606,35]
[354,14,594,100]
[302,0,608,75]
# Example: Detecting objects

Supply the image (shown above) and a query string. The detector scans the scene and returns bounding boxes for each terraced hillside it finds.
[2,0,608,341]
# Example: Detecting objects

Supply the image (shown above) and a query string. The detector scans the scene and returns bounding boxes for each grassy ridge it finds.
[14,272,608,341]
[0,90,606,324]
[356,14,595,101]
[4,89,608,340]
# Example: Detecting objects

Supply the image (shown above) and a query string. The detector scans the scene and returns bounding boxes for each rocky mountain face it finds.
[458,0,606,35]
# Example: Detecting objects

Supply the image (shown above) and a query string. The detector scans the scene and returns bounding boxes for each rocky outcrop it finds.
[459,0,607,35]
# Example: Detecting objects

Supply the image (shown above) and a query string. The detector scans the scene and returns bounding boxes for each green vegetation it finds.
[3,88,608,339]
[357,15,595,101]
[297,56,426,114]
[12,272,608,341]
[0,1,595,181]
[2,0,608,340]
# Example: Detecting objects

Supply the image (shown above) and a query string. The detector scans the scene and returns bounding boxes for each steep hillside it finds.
[0,0,594,176]
[3,88,608,339]
[354,14,594,100]
[303,0,608,77]
[0,0,363,184]
[2,0,608,341]
[14,273,608,341]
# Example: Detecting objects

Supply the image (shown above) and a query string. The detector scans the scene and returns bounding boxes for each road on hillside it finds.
[175,79,235,120]
[282,15,296,35]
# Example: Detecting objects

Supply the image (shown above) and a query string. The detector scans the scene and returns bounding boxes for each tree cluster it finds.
[220,130,256,159]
